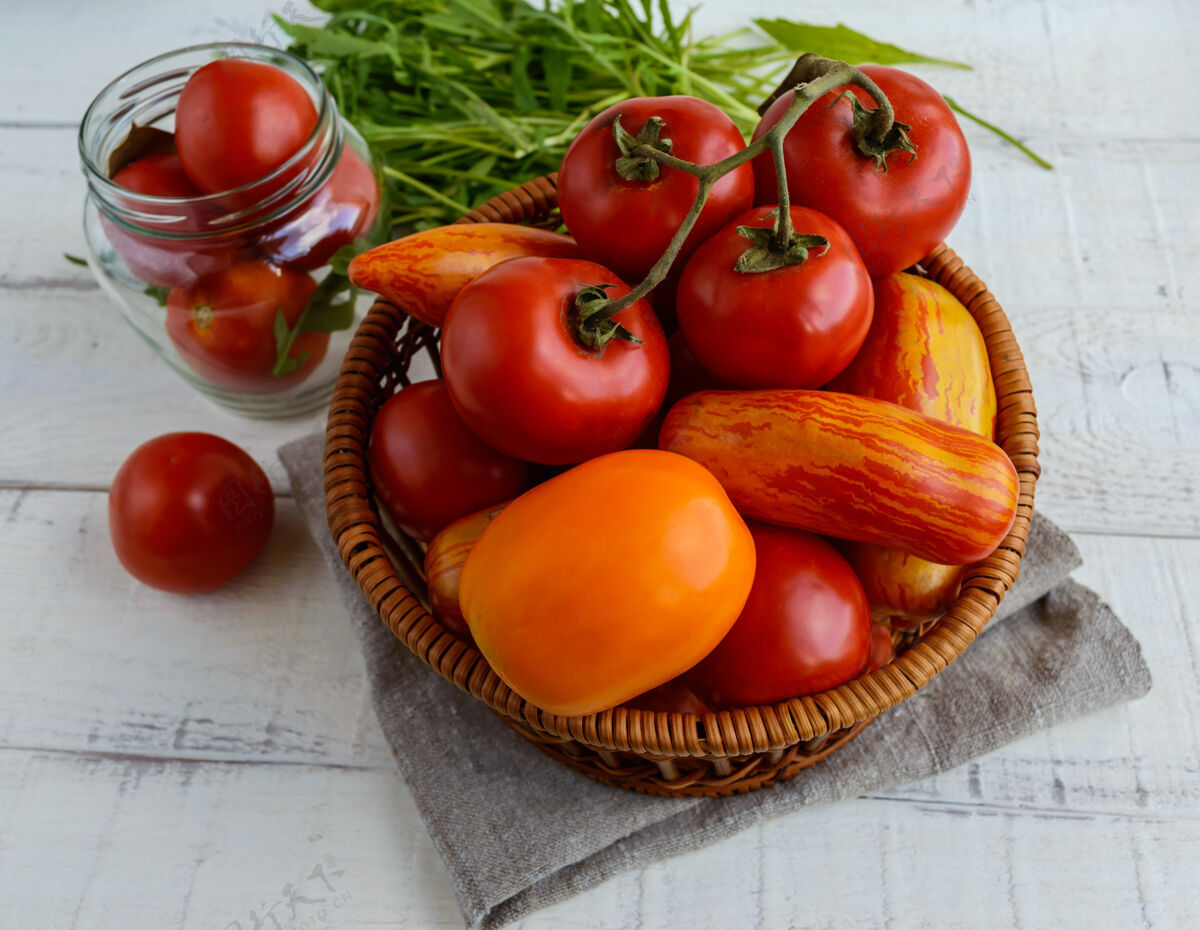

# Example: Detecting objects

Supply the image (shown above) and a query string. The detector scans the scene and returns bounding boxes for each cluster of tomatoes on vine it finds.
[354,58,979,715]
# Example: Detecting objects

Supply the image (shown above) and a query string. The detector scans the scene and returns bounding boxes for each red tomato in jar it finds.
[260,144,380,271]
[108,432,274,593]
[113,151,201,198]
[686,523,871,708]
[676,205,873,389]
[104,152,243,288]
[165,261,326,393]
[558,96,755,286]
[369,380,530,542]
[175,58,318,194]
[441,256,669,465]
[752,65,970,278]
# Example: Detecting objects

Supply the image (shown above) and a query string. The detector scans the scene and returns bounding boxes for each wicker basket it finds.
[324,173,1040,797]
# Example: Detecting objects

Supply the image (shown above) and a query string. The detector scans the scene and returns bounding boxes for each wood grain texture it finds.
[0,490,390,768]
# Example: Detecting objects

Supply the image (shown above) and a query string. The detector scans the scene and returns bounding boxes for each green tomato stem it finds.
[592,55,898,322]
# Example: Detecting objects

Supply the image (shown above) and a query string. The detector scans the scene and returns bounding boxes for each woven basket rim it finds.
[324,173,1040,761]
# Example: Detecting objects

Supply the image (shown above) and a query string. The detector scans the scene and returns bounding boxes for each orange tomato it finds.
[458,449,756,717]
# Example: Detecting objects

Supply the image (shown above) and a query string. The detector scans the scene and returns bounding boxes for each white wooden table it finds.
[2,1,1198,927]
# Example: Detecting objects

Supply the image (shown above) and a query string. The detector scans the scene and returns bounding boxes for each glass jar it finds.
[79,43,386,418]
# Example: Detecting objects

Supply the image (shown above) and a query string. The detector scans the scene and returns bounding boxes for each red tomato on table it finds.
[112,151,200,198]
[752,65,970,278]
[558,95,754,285]
[676,205,874,389]
[175,58,318,194]
[165,261,326,393]
[369,380,530,542]
[686,523,871,708]
[108,433,274,593]
[441,257,669,466]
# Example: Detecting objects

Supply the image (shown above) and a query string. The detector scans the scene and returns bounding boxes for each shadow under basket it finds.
[323,173,1041,798]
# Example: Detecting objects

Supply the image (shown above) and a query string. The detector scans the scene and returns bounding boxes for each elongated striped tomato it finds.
[828,273,996,436]
[423,501,507,638]
[459,449,756,717]
[659,390,1018,565]
[829,273,996,622]
[348,223,579,326]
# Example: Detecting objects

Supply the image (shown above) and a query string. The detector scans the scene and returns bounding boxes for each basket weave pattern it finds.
[324,173,1040,797]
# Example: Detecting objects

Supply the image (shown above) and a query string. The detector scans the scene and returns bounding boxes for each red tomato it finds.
[165,261,326,393]
[558,96,755,286]
[112,151,201,198]
[104,152,242,288]
[686,523,871,708]
[175,58,318,194]
[260,144,380,271]
[369,380,530,542]
[676,205,874,389]
[108,433,274,593]
[752,65,970,278]
[441,256,669,465]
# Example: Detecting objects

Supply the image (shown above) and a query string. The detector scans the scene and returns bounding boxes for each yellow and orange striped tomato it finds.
[423,501,508,639]
[842,543,965,627]
[459,449,756,717]
[829,272,997,623]
[348,222,579,327]
[660,390,1018,566]
[828,272,996,436]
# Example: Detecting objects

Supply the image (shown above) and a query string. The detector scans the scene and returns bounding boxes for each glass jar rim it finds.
[79,42,340,237]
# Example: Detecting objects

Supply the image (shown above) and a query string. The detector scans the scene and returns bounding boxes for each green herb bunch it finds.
[279,0,1048,232]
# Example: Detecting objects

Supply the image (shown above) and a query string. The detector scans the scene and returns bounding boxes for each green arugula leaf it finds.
[945,96,1054,169]
[281,1,1047,233]
[143,285,170,306]
[272,272,359,378]
[753,20,972,69]
[511,43,537,110]
[272,307,304,377]
[63,252,88,266]
[274,19,397,61]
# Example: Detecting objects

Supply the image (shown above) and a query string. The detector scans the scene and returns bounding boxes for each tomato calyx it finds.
[569,283,644,351]
[191,302,215,331]
[734,207,830,274]
[591,54,904,319]
[832,90,918,175]
[612,115,673,182]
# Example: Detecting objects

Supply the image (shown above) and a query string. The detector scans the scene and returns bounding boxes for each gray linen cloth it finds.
[280,432,1152,930]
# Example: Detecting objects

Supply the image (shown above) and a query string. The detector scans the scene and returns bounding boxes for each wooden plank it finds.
[1,0,310,125]
[1,746,1195,929]
[0,489,391,768]
[0,748,458,929]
